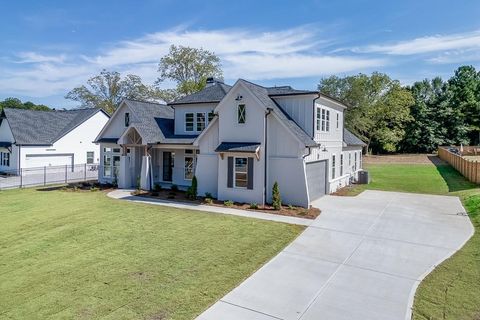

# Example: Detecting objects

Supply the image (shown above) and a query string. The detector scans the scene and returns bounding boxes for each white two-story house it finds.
[95,78,365,207]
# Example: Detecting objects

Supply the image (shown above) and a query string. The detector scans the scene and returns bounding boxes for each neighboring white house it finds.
[0,108,109,173]
[95,78,365,207]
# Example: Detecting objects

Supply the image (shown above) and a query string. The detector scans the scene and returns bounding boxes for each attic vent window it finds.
[125,113,130,127]
[237,104,246,124]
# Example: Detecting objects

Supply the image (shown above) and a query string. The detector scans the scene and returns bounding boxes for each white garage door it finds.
[25,154,73,168]
[305,160,327,200]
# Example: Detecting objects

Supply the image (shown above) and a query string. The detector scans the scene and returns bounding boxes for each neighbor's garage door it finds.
[25,154,73,168]
[305,160,327,200]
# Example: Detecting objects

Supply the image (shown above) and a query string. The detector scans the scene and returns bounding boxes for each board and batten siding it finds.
[196,119,219,197]
[272,94,316,137]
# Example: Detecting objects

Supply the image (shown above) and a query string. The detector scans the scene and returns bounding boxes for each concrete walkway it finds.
[197,190,474,320]
[107,189,313,226]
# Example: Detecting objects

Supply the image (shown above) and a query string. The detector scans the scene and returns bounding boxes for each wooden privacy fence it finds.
[438,146,480,184]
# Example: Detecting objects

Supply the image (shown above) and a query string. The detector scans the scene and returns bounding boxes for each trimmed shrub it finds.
[204,198,213,204]
[186,176,198,200]
[224,200,234,207]
[205,192,213,199]
[249,203,259,209]
[153,183,162,191]
[272,181,282,210]
[171,184,179,192]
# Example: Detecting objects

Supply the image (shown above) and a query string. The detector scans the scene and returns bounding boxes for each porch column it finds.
[118,155,131,189]
[140,155,152,190]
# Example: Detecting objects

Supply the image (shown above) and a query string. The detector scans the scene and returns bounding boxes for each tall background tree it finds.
[319,72,414,153]
[156,45,223,100]
[0,97,50,113]
[66,69,159,114]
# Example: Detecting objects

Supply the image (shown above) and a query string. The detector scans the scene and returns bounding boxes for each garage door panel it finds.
[25,154,73,168]
[306,160,326,200]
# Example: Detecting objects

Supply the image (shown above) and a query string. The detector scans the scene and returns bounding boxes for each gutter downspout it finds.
[305,93,322,159]
[263,107,273,207]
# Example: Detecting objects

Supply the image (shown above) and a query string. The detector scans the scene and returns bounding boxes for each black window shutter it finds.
[227,157,233,188]
[247,157,254,190]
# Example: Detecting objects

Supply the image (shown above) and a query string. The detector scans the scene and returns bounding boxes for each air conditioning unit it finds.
[357,170,370,184]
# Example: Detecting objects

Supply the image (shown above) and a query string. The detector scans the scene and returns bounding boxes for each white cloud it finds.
[0,26,384,97]
[358,29,480,55]
[15,52,67,64]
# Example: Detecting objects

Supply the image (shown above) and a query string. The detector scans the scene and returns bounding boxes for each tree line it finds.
[319,66,480,153]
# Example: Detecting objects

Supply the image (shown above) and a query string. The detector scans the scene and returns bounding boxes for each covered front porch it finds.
[117,127,198,190]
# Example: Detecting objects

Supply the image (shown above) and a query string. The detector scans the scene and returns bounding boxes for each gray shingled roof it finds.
[266,86,317,96]
[343,128,366,146]
[215,142,261,153]
[1,108,104,146]
[122,100,197,145]
[170,82,232,105]
[238,79,318,147]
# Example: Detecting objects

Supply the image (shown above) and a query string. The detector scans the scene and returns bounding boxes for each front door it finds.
[162,151,174,182]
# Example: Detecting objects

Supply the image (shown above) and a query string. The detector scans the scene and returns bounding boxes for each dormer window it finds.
[238,104,246,124]
[316,107,330,132]
[196,113,206,131]
[125,113,130,127]
[185,113,194,131]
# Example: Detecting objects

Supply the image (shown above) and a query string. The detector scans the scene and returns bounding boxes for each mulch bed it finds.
[42,182,115,193]
[134,189,320,219]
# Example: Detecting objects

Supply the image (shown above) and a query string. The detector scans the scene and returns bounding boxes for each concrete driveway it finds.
[197,190,474,320]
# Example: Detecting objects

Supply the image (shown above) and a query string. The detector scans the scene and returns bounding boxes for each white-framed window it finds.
[348,152,352,168]
[316,108,321,130]
[87,151,95,164]
[0,152,10,167]
[234,157,248,188]
[359,151,362,169]
[125,113,130,127]
[316,108,330,132]
[340,154,344,176]
[331,154,336,180]
[185,113,194,132]
[103,147,121,178]
[354,152,358,171]
[184,149,195,180]
[336,113,339,129]
[196,113,206,131]
[185,112,210,132]
[237,104,246,124]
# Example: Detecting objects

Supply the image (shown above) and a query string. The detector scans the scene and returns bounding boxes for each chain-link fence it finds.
[0,163,99,190]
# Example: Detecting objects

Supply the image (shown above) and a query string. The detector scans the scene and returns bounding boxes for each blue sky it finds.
[1,0,479,108]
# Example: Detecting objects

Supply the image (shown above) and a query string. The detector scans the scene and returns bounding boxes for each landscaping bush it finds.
[224,200,234,207]
[205,192,213,199]
[186,176,198,200]
[153,183,162,191]
[204,198,213,204]
[249,203,259,209]
[272,181,282,210]
[171,184,179,192]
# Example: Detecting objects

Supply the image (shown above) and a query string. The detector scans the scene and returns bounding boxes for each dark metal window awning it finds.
[215,142,261,160]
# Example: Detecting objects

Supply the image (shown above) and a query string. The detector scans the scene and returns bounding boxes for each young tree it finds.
[272,181,282,210]
[66,69,159,114]
[319,72,414,153]
[156,45,223,98]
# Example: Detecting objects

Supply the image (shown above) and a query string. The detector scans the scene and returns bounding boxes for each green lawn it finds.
[0,188,303,320]
[349,162,480,320]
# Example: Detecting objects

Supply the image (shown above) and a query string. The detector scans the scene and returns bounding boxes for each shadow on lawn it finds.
[428,155,478,193]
